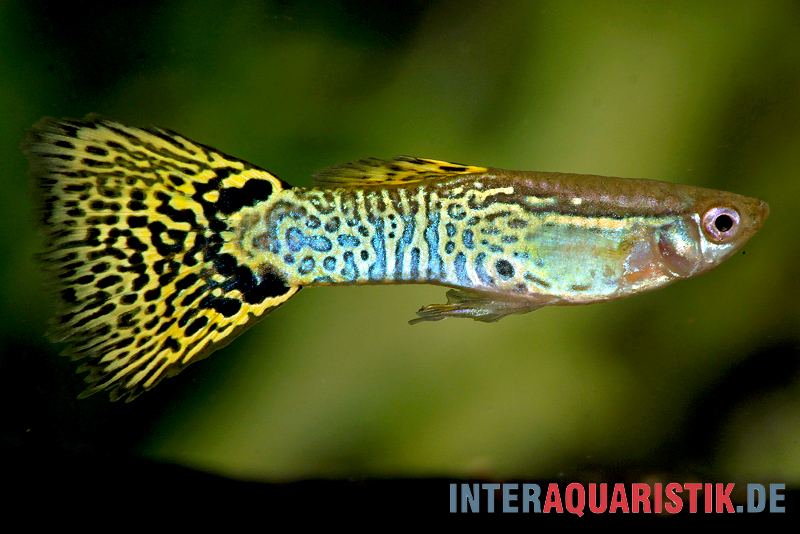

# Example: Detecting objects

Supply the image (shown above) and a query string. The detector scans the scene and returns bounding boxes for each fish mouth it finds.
[749,199,769,234]
[759,200,770,223]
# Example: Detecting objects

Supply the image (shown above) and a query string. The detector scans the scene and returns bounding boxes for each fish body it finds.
[23,116,768,400]
[245,169,766,319]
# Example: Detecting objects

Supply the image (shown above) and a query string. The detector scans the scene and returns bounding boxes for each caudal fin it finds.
[25,116,299,401]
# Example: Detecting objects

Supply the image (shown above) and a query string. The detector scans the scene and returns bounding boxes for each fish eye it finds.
[702,206,740,242]
[714,214,734,232]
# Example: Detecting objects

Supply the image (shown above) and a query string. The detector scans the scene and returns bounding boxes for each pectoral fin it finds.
[409,289,548,324]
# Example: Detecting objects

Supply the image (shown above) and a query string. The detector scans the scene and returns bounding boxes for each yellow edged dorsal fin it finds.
[313,156,487,187]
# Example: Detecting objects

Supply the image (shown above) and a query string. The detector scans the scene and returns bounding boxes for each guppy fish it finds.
[24,116,768,401]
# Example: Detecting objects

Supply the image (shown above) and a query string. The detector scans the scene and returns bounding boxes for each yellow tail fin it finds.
[25,116,299,401]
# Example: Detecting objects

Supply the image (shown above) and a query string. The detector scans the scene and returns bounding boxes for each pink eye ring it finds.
[702,206,740,242]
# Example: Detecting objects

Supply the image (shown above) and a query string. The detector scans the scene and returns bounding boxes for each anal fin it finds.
[409,289,548,325]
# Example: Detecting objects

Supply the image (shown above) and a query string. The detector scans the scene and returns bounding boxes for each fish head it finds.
[656,191,769,278]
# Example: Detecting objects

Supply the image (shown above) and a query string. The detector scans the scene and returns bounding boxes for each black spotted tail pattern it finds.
[25,116,299,401]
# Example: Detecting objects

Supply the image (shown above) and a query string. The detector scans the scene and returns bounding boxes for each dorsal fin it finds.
[313,156,487,187]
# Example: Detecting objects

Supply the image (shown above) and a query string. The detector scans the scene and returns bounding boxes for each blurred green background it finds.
[2,0,798,493]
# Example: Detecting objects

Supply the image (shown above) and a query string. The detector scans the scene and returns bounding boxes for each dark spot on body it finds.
[298,257,316,275]
[324,217,341,233]
[306,215,321,229]
[447,204,467,220]
[495,260,514,278]
[337,234,360,248]
[462,229,474,249]
[216,178,273,215]
[524,273,550,288]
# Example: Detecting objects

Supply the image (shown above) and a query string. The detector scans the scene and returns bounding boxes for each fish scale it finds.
[23,116,768,400]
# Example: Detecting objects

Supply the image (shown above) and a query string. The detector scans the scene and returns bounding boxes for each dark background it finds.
[1,0,798,517]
